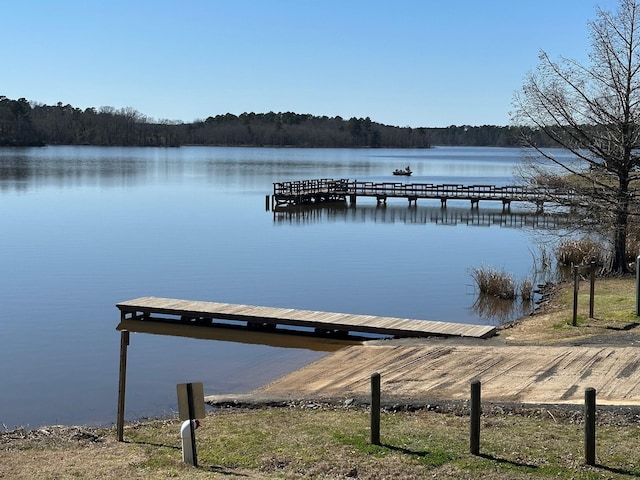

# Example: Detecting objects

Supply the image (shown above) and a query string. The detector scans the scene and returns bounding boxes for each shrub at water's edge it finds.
[555,237,603,267]
[470,267,519,300]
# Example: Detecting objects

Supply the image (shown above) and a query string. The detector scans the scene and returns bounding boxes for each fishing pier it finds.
[271,178,575,211]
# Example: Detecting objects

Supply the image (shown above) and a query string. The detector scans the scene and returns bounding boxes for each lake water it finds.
[0,146,563,429]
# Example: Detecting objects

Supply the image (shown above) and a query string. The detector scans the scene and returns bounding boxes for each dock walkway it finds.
[116,297,496,340]
[272,178,575,210]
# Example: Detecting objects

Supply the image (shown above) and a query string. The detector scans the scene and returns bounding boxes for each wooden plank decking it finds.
[116,297,496,339]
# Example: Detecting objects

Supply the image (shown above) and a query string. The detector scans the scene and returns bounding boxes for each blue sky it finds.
[3,0,619,127]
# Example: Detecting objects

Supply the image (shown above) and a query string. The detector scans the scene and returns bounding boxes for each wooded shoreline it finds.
[0,96,558,148]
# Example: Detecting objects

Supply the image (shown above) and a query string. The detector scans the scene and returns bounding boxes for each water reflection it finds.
[0,145,584,193]
[470,293,534,325]
[0,148,144,190]
[272,203,574,229]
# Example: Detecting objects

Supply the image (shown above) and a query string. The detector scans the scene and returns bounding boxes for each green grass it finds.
[117,406,640,479]
[563,277,639,324]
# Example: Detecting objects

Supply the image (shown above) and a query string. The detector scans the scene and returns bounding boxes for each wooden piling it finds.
[584,387,596,466]
[116,330,130,442]
[589,261,596,319]
[371,372,381,445]
[470,380,481,455]
[573,265,579,326]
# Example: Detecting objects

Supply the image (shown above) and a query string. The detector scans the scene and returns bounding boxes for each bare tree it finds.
[512,0,640,273]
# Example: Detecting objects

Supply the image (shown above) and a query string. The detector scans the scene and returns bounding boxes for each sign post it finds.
[176,382,205,467]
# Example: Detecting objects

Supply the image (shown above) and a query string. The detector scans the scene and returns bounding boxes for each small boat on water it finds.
[393,166,412,176]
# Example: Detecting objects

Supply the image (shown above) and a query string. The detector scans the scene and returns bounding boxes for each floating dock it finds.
[116,297,496,340]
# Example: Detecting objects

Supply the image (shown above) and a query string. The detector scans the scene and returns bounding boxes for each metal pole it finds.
[116,330,130,442]
[370,373,381,445]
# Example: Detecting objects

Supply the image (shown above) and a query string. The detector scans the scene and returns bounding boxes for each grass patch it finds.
[561,277,638,324]
[332,431,387,456]
[7,406,640,479]
[503,276,640,344]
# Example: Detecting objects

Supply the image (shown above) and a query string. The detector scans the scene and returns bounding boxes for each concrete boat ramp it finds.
[207,344,640,406]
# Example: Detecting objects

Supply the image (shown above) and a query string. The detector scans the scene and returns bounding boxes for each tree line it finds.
[0,96,559,148]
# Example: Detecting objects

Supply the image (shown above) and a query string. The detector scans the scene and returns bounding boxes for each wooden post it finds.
[470,380,481,455]
[636,256,640,316]
[572,265,579,326]
[589,261,596,319]
[370,372,381,445]
[584,387,596,466]
[265,195,270,211]
[116,330,130,442]
[186,383,198,467]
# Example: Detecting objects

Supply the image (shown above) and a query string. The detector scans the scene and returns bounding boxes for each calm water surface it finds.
[0,146,562,428]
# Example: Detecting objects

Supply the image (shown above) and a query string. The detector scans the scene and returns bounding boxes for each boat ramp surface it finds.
[116,296,496,340]
[224,344,640,405]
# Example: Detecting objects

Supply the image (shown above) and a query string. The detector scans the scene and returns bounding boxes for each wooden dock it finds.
[116,297,496,340]
[272,178,575,211]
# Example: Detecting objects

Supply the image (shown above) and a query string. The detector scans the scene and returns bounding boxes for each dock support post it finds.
[370,372,381,445]
[470,380,481,455]
[117,329,130,442]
